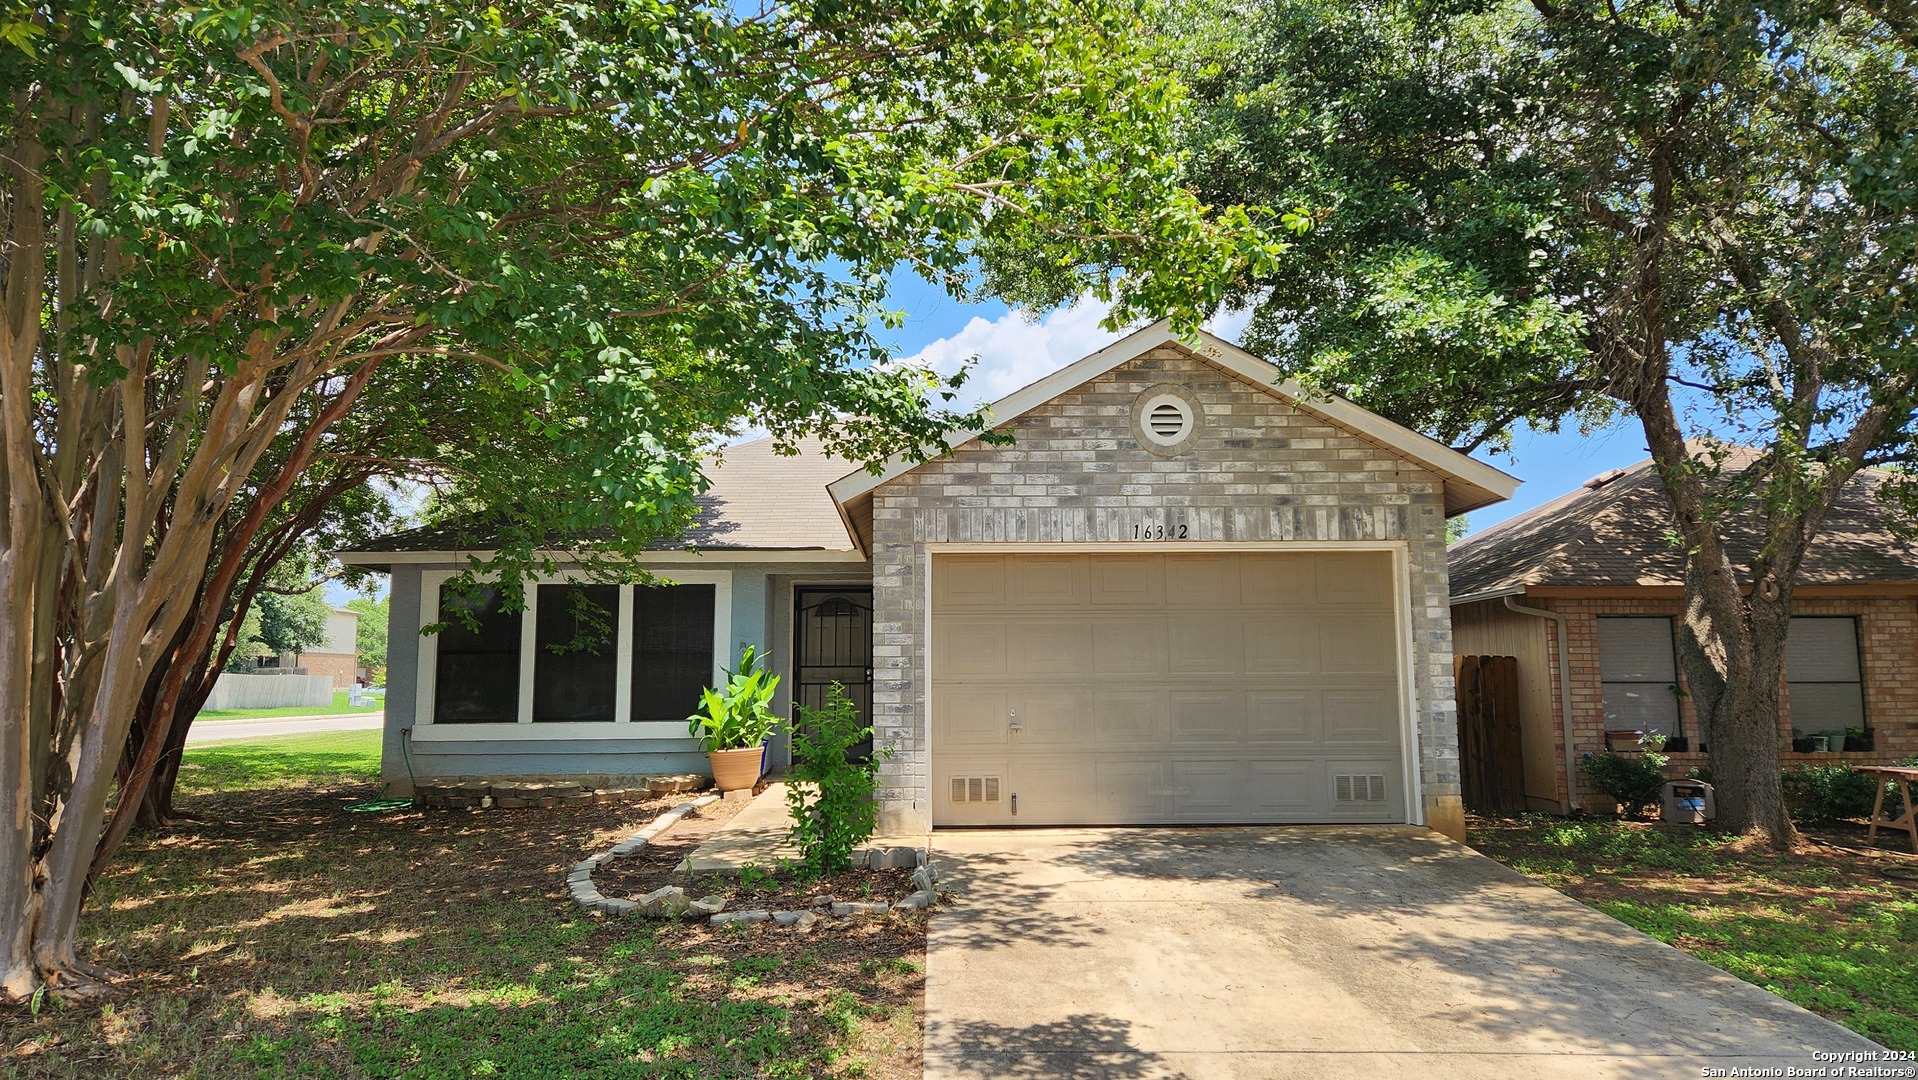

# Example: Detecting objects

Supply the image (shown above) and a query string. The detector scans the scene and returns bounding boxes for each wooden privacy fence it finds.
[1455,654,1524,816]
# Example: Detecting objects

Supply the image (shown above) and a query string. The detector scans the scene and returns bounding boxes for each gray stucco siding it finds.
[867,343,1461,835]
[379,558,869,790]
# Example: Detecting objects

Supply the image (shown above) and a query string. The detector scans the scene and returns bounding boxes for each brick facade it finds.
[867,343,1463,836]
[293,651,358,688]
[1531,594,1917,811]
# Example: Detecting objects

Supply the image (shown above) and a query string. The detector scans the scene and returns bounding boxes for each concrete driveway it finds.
[925,827,1885,1079]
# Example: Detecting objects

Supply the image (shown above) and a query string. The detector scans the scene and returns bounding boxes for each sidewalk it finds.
[187,712,384,745]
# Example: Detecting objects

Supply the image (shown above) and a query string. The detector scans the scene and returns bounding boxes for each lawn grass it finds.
[1470,814,1918,1052]
[3,732,923,1078]
[196,690,385,722]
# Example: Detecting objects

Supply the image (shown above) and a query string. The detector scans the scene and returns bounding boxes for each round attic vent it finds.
[1141,394,1194,446]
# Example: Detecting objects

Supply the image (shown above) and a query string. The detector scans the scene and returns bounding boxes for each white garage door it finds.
[931,551,1407,825]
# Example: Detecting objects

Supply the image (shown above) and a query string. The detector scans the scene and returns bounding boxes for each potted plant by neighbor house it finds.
[1824,729,1851,753]
[1846,727,1873,752]
[1809,733,1831,752]
[687,646,781,792]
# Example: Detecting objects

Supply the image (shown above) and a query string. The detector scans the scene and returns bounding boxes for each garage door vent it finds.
[1334,774,1387,803]
[950,776,1002,804]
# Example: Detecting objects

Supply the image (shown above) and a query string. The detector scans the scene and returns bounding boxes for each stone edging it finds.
[567,800,941,926]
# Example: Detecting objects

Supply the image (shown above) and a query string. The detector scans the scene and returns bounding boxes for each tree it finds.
[1174,0,1918,845]
[0,0,1276,999]
[347,597,390,683]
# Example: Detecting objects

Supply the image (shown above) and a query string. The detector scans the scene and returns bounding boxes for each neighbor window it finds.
[433,584,524,724]
[1787,617,1866,730]
[1597,616,1681,738]
[630,584,715,723]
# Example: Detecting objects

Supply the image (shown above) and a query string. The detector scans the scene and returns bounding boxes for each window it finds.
[1787,617,1866,730]
[630,584,715,723]
[433,584,524,723]
[533,584,620,723]
[1597,616,1681,738]
[418,570,729,737]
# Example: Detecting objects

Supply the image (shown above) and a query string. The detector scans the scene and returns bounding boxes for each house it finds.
[276,605,362,688]
[1448,452,1918,815]
[337,322,1518,839]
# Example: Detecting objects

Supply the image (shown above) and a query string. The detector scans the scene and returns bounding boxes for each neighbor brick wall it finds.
[1532,593,1917,809]
[294,651,357,688]
[867,342,1460,834]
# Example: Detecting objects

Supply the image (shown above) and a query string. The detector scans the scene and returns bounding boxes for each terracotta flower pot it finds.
[709,746,764,792]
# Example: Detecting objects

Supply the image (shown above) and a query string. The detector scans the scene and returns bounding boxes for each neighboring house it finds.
[337,323,1517,839]
[278,605,362,688]
[1448,452,1918,815]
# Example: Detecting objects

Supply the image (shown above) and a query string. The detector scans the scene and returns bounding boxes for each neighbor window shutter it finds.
[1786,618,1862,682]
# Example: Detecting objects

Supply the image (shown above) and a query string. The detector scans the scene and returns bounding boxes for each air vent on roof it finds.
[1334,774,1387,803]
[1139,393,1195,446]
[1583,468,1628,490]
[950,776,1003,804]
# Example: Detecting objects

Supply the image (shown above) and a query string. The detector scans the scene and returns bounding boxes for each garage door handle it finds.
[1008,708,1022,732]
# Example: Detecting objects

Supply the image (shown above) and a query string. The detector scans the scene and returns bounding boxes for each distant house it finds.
[337,322,1519,839]
[278,605,361,688]
[1448,452,1918,815]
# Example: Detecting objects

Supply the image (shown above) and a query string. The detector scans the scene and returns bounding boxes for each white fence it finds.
[204,673,333,711]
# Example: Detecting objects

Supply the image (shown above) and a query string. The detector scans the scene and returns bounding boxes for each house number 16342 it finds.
[1133,523,1189,540]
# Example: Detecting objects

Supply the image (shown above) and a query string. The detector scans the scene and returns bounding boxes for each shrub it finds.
[1580,733,1669,816]
[1783,764,1886,822]
[786,684,891,875]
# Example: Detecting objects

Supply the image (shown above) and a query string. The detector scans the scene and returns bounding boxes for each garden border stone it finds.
[567,794,717,918]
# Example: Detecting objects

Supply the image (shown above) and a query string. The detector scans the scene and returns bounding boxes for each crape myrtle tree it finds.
[0,1,1280,1000]
[1173,0,1918,845]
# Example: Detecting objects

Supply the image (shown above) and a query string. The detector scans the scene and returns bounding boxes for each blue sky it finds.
[875,270,1654,535]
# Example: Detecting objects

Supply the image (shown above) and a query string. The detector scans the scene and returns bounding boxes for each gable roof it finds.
[336,436,859,569]
[827,320,1520,530]
[1448,448,1918,598]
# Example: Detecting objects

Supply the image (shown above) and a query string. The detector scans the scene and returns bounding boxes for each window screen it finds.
[532,584,620,723]
[1597,616,1681,737]
[631,584,715,723]
[433,584,522,723]
[1787,617,1866,730]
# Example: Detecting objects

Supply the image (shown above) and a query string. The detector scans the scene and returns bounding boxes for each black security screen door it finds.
[793,587,873,756]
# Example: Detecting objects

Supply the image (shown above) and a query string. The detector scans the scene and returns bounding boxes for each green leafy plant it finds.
[786,684,890,876]
[1579,732,1670,817]
[686,646,781,752]
[1783,765,1884,822]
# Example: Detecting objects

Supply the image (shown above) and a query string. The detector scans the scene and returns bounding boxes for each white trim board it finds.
[413,568,733,740]
[828,320,1520,516]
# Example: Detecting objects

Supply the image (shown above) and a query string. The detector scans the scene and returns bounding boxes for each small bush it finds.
[786,684,891,875]
[1783,764,1885,822]
[1580,734,1669,817]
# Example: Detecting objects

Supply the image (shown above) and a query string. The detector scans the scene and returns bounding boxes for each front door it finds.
[793,587,874,757]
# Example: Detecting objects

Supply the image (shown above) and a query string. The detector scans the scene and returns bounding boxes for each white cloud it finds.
[903,297,1260,410]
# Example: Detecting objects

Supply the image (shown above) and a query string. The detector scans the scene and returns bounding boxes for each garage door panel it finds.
[1094,688,1167,745]
[1165,554,1237,608]
[1246,761,1318,815]
[938,691,1010,748]
[937,556,1008,609]
[1008,620,1090,676]
[1244,618,1317,674]
[1323,690,1400,744]
[932,551,1406,826]
[1009,688,1091,744]
[1011,554,1087,608]
[936,621,1008,678]
[1168,617,1243,673]
[1168,689,1243,743]
[1314,553,1396,607]
[1091,620,1165,675]
[1318,614,1399,674]
[1240,555,1309,606]
[1245,689,1317,742]
[1089,555,1165,607]
[1096,760,1167,822]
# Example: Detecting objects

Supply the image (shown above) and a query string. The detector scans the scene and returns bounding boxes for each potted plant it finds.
[687,646,781,792]
[1824,729,1850,753]
[1809,733,1830,752]
[1791,729,1816,754]
[1846,726,1873,752]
